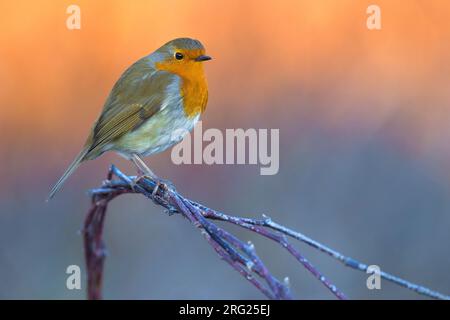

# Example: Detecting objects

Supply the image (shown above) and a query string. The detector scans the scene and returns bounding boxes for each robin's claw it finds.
[152,178,175,197]
[129,178,138,192]
[129,174,173,205]
[129,174,147,192]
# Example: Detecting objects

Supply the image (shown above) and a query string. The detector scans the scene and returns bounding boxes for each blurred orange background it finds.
[0,0,449,299]
[1,0,450,188]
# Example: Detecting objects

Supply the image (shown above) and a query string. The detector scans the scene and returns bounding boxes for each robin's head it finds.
[151,38,212,78]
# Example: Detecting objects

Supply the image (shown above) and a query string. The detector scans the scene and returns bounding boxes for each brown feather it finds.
[85,59,176,159]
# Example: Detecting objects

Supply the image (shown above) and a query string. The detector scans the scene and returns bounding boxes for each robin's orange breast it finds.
[180,75,208,118]
[155,55,208,118]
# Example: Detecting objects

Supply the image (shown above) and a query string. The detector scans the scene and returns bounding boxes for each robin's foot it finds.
[129,174,150,192]
[129,174,174,205]
[152,178,175,198]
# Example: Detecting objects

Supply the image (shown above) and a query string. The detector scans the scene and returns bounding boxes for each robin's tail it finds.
[47,146,90,201]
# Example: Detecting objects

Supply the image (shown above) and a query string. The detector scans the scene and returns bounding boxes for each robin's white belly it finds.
[113,105,200,159]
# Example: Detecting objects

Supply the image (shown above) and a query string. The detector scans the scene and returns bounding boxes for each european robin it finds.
[48,38,211,199]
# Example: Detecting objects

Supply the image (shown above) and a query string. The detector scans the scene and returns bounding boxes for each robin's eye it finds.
[175,52,184,60]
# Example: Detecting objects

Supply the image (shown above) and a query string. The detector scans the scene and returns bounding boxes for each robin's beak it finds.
[195,55,212,62]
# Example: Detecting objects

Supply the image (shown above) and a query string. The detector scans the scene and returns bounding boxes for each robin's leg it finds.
[131,154,158,179]
[130,154,174,197]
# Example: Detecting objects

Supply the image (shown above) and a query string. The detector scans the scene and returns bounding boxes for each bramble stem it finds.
[83,165,449,300]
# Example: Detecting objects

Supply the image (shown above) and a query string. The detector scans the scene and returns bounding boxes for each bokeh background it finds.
[1,0,449,299]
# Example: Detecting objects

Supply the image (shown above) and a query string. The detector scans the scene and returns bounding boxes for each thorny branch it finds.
[83,165,450,300]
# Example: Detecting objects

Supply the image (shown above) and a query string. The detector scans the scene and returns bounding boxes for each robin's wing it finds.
[86,58,179,156]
